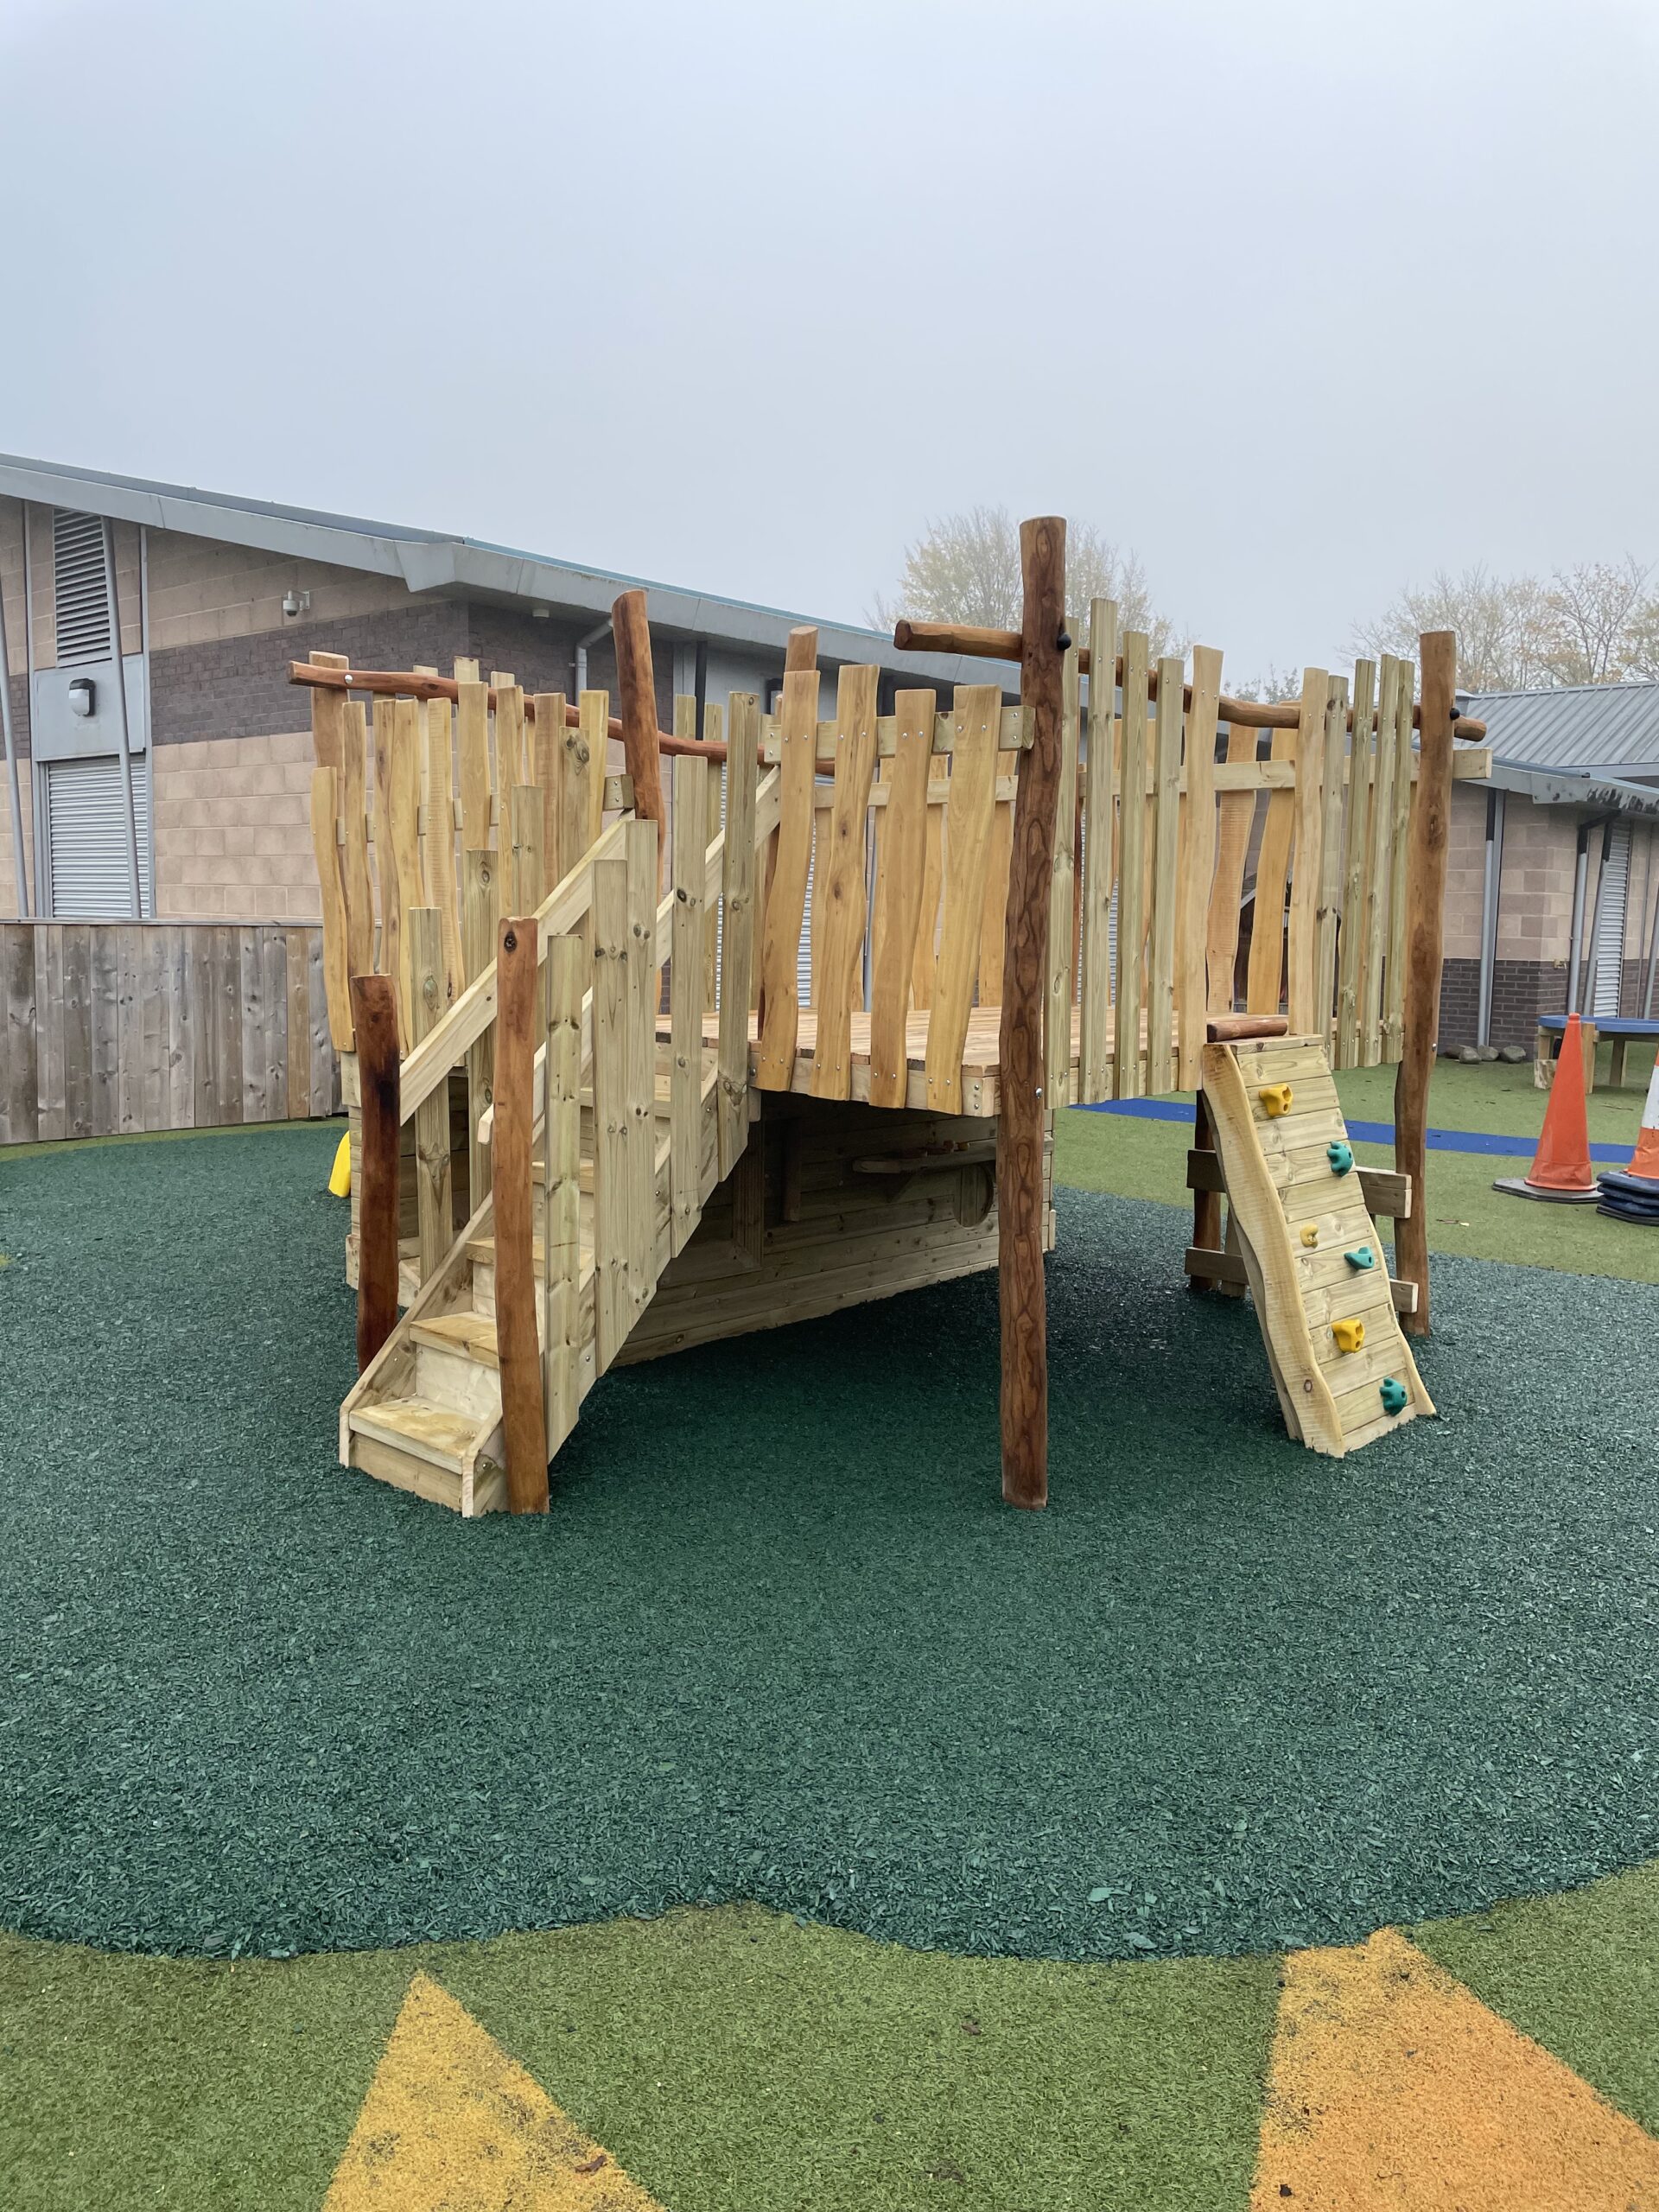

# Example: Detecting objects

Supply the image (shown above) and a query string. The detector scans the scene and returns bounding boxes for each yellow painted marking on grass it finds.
[1251,1925,1659,2209]
[323,1970,666,2209]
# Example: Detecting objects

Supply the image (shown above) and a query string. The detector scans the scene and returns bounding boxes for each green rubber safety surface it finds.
[2,1130,1656,1963]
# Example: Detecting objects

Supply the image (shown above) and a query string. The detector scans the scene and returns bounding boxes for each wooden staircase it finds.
[341,1057,721,1514]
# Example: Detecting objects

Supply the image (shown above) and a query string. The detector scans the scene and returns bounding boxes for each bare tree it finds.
[1350,557,1659,691]
[1543,558,1652,685]
[1226,664,1304,704]
[874,505,1184,658]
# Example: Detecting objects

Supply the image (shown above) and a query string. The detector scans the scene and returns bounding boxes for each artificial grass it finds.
[0,1907,1276,2212]
[3,1129,1657,1967]
[1415,1857,1659,2137]
[1053,1057,1659,1284]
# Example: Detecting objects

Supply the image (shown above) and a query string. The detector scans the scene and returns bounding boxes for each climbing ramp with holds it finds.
[1194,1027,1433,1455]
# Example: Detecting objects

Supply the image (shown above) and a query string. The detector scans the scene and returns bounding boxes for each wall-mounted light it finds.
[68,677,96,718]
[531,605,550,620]
[282,589,311,620]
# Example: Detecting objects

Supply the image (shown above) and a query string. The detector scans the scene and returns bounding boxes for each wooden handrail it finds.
[889,621,1488,739]
[397,815,629,1124]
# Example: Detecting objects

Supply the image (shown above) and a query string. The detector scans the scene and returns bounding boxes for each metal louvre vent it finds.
[44,753,152,917]
[1591,820,1630,1017]
[52,510,115,669]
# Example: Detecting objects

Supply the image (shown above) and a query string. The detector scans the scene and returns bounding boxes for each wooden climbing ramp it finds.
[1195,1027,1433,1455]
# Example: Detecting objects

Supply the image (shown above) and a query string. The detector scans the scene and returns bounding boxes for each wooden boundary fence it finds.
[0,919,340,1146]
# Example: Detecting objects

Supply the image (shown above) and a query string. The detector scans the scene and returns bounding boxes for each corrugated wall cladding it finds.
[0,920,340,1143]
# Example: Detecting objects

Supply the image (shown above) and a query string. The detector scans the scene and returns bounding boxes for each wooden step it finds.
[410,1305,545,1371]
[350,1395,485,1472]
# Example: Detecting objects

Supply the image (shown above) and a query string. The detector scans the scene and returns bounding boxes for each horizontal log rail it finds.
[889,621,1488,740]
[287,660,717,759]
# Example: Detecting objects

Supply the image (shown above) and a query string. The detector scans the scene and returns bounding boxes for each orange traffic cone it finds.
[1494,1010,1600,1203]
[1628,1058,1659,1181]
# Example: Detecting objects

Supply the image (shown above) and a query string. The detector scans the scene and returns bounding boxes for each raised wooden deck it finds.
[690,1008,1089,1118]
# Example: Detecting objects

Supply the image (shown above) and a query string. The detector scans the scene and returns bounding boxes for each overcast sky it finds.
[2,0,1656,678]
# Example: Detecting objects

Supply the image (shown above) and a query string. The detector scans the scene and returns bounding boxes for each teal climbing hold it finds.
[1327,1141,1354,1176]
[1379,1376,1408,1415]
[1344,1245,1376,1271]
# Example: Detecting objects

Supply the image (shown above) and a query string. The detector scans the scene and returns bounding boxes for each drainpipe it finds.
[0,539,28,916]
[102,517,143,918]
[1565,821,1590,1016]
[1644,836,1659,1018]
[575,616,611,699]
[1476,786,1503,1046]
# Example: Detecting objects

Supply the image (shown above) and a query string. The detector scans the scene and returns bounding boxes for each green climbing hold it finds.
[1344,1245,1376,1271]
[1327,1141,1354,1176]
[1379,1376,1408,1415]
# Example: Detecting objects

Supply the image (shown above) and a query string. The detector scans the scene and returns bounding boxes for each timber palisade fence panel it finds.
[0,918,339,1145]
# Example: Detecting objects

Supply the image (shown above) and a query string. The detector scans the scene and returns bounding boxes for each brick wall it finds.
[1436,954,1568,1047]
[152,731,319,921]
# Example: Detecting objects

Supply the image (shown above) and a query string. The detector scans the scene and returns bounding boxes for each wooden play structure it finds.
[297,520,1488,1514]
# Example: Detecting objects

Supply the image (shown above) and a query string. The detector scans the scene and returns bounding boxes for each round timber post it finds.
[996,516,1067,1509]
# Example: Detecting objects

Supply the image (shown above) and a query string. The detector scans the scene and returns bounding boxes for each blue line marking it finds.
[1071,1096,1629,1162]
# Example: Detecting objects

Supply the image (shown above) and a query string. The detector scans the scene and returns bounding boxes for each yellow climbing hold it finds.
[1299,1224,1319,1249]
[1332,1317,1365,1354]
[1250,1926,1659,2210]
[1258,1083,1293,1118]
[328,1131,352,1198]
[323,1970,666,2209]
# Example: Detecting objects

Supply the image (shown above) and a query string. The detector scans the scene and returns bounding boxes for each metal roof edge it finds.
[1487,760,1659,817]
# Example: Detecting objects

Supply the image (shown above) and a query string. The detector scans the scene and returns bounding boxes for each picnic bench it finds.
[1535,1014,1659,1093]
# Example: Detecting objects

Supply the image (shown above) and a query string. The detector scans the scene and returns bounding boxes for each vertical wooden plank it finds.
[591,853,630,1370]
[868,687,936,1110]
[3,925,39,1144]
[582,690,607,855]
[492,912,548,1512]
[565,694,603,876]
[1335,659,1377,1071]
[532,695,568,906]
[309,766,353,1051]
[285,925,312,1120]
[308,927,336,1114]
[505,783,545,924]
[457,676,496,1208]
[116,925,143,1133]
[1077,599,1120,1103]
[494,682,528,796]
[89,926,119,1136]
[1382,658,1415,1061]
[1206,717,1256,1015]
[408,906,454,1281]
[543,935,584,1458]
[911,773,945,1010]
[61,926,94,1139]
[261,927,287,1122]
[457,678,493,861]
[216,926,244,1127]
[624,818,658,1323]
[1143,658,1185,1096]
[189,928,217,1132]
[702,699,723,1011]
[1246,710,1300,1017]
[1175,645,1223,1091]
[754,667,820,1089]
[37,925,67,1144]
[138,927,168,1131]
[716,698,760,1177]
[1044,634,1082,1103]
[671,753,708,1251]
[340,701,376,987]
[1360,656,1401,1066]
[387,698,426,1052]
[351,974,400,1375]
[1314,672,1350,1054]
[164,926,193,1131]
[238,926,265,1125]
[1113,633,1151,1098]
[808,665,880,1099]
[925,683,1001,1113]
[1394,632,1457,1336]
[1286,666,1330,1035]
[423,694,463,1005]
[998,516,1066,1512]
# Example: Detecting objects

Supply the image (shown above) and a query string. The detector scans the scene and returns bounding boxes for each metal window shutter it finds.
[45,753,152,917]
[1592,821,1630,1017]
[52,510,116,668]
